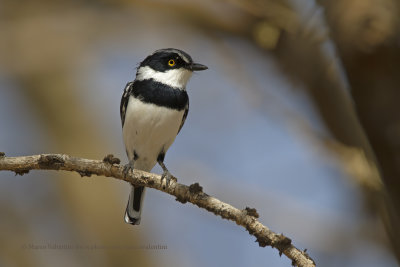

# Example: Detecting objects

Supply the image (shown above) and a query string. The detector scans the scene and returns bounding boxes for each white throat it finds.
[136,66,193,90]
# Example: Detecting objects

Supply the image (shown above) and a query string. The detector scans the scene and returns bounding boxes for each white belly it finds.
[123,96,184,172]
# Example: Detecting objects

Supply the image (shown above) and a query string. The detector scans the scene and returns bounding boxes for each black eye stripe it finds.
[140,50,193,72]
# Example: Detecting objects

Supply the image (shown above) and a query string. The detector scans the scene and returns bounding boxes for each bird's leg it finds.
[157,152,172,187]
[158,160,172,187]
[124,151,138,178]
[123,159,135,178]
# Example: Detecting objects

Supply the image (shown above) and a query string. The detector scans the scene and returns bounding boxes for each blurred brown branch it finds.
[0,153,315,267]
[320,0,400,259]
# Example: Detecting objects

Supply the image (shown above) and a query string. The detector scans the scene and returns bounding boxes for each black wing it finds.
[120,82,133,128]
[178,100,189,134]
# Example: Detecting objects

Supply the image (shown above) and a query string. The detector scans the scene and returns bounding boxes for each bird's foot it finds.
[123,161,135,177]
[161,169,173,188]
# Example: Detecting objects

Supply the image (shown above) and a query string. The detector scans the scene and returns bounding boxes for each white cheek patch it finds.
[136,66,193,89]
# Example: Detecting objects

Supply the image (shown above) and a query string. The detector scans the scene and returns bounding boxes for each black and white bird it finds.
[120,48,207,225]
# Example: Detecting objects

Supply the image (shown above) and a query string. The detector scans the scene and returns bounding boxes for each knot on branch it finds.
[103,154,121,165]
[176,182,203,204]
[189,182,203,194]
[272,234,292,255]
[243,207,259,218]
[175,194,189,204]
[38,155,65,169]
[15,169,30,176]
[77,170,92,177]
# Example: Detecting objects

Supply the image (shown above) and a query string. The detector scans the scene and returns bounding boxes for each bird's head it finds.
[136,48,207,90]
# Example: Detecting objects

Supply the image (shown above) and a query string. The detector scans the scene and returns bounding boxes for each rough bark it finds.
[0,153,316,267]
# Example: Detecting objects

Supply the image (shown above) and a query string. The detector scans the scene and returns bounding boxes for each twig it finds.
[0,153,315,267]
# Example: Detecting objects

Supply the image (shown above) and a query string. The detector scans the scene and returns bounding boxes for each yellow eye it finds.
[168,59,175,66]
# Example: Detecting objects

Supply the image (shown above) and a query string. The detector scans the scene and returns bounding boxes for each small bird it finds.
[120,48,207,225]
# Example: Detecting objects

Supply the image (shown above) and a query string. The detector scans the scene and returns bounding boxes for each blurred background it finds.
[1,0,400,266]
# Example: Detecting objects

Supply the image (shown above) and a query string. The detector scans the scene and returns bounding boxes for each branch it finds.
[0,153,315,267]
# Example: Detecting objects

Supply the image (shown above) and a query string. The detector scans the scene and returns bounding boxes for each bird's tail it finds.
[124,185,146,225]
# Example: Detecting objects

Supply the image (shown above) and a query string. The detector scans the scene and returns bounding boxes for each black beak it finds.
[190,63,208,71]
